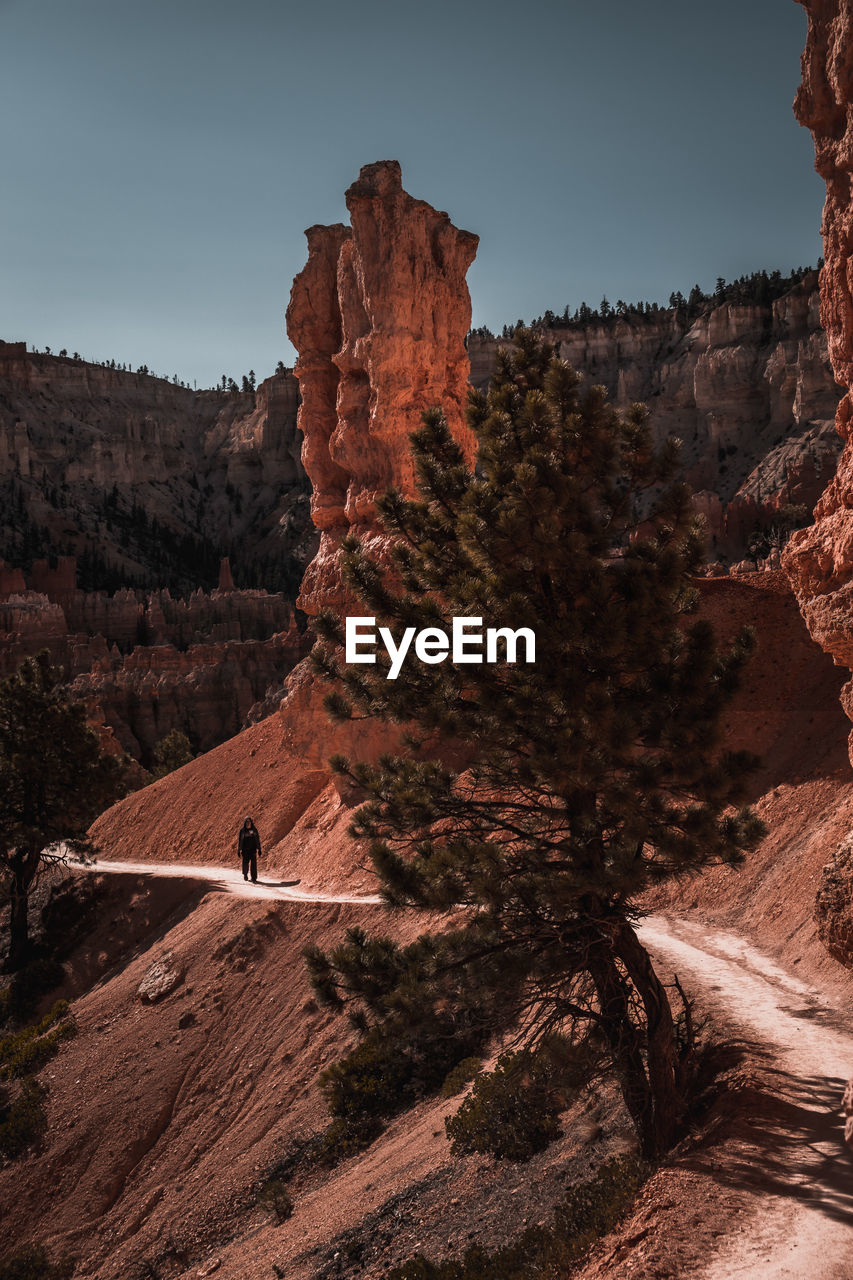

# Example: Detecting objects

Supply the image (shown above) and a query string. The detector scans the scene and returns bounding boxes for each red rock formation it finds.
[0,569,306,753]
[783,1,853,766]
[69,625,305,761]
[0,560,26,594]
[287,160,478,617]
[218,557,235,592]
[30,556,77,604]
[277,163,479,771]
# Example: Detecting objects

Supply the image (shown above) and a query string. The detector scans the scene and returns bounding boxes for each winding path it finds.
[67,858,853,1278]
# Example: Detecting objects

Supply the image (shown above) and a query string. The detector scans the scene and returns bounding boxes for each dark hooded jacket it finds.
[238,823,261,857]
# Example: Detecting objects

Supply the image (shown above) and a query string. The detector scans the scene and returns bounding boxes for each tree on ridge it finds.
[306,331,764,1159]
[0,652,125,971]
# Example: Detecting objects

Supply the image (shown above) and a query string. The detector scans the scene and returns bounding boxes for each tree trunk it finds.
[4,849,38,973]
[6,869,30,972]
[585,935,657,1156]
[614,920,683,1157]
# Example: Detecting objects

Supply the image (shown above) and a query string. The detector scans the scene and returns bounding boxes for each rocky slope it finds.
[0,343,316,595]
[1,568,849,1280]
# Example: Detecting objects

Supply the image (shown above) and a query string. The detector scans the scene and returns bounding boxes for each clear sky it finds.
[0,0,822,389]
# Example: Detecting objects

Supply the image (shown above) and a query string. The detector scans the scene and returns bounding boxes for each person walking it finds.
[238,816,261,883]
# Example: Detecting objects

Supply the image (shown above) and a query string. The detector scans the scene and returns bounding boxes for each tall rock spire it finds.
[286,160,478,617]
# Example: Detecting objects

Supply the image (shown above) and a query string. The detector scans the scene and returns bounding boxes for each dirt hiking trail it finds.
[638,917,853,1280]
[68,855,383,904]
[68,858,852,1279]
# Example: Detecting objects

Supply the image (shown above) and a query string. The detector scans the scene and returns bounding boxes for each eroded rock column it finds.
[286,159,478,617]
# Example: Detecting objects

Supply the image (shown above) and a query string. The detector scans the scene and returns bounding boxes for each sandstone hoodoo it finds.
[279,160,483,769]
[286,159,479,618]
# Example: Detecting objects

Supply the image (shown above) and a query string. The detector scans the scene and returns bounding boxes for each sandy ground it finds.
[63,859,853,1280]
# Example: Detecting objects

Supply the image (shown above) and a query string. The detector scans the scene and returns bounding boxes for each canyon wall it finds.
[779,0,853,976]
[0,557,307,761]
[68,627,303,760]
[0,347,316,595]
[470,277,841,559]
[1,280,839,587]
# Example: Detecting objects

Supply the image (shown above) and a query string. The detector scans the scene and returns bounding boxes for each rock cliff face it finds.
[287,160,478,617]
[470,278,842,559]
[783,1,853,762]
[1,273,838,585]
[0,345,315,595]
[779,0,853,994]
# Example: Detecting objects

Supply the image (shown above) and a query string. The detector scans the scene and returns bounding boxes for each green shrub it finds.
[151,730,194,779]
[316,1115,384,1166]
[0,1002,77,1080]
[0,959,65,1028]
[386,1154,647,1280]
[0,1244,74,1279]
[319,1018,479,1125]
[257,1176,293,1223]
[553,1152,647,1250]
[444,1051,564,1161]
[0,1077,49,1160]
[440,1057,482,1098]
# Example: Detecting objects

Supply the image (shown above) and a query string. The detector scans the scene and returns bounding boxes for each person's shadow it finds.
[256,878,301,888]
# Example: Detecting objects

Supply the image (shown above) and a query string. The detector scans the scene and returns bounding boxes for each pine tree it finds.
[307,331,764,1159]
[0,653,125,971]
[151,729,195,778]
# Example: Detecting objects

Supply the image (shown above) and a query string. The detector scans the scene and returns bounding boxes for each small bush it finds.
[553,1151,647,1249]
[316,1115,384,1166]
[319,1018,480,1126]
[0,959,65,1028]
[0,1244,74,1279]
[0,1002,77,1080]
[440,1057,482,1098]
[257,1177,294,1223]
[386,1154,647,1280]
[0,1077,49,1160]
[444,1051,564,1161]
[151,730,194,779]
